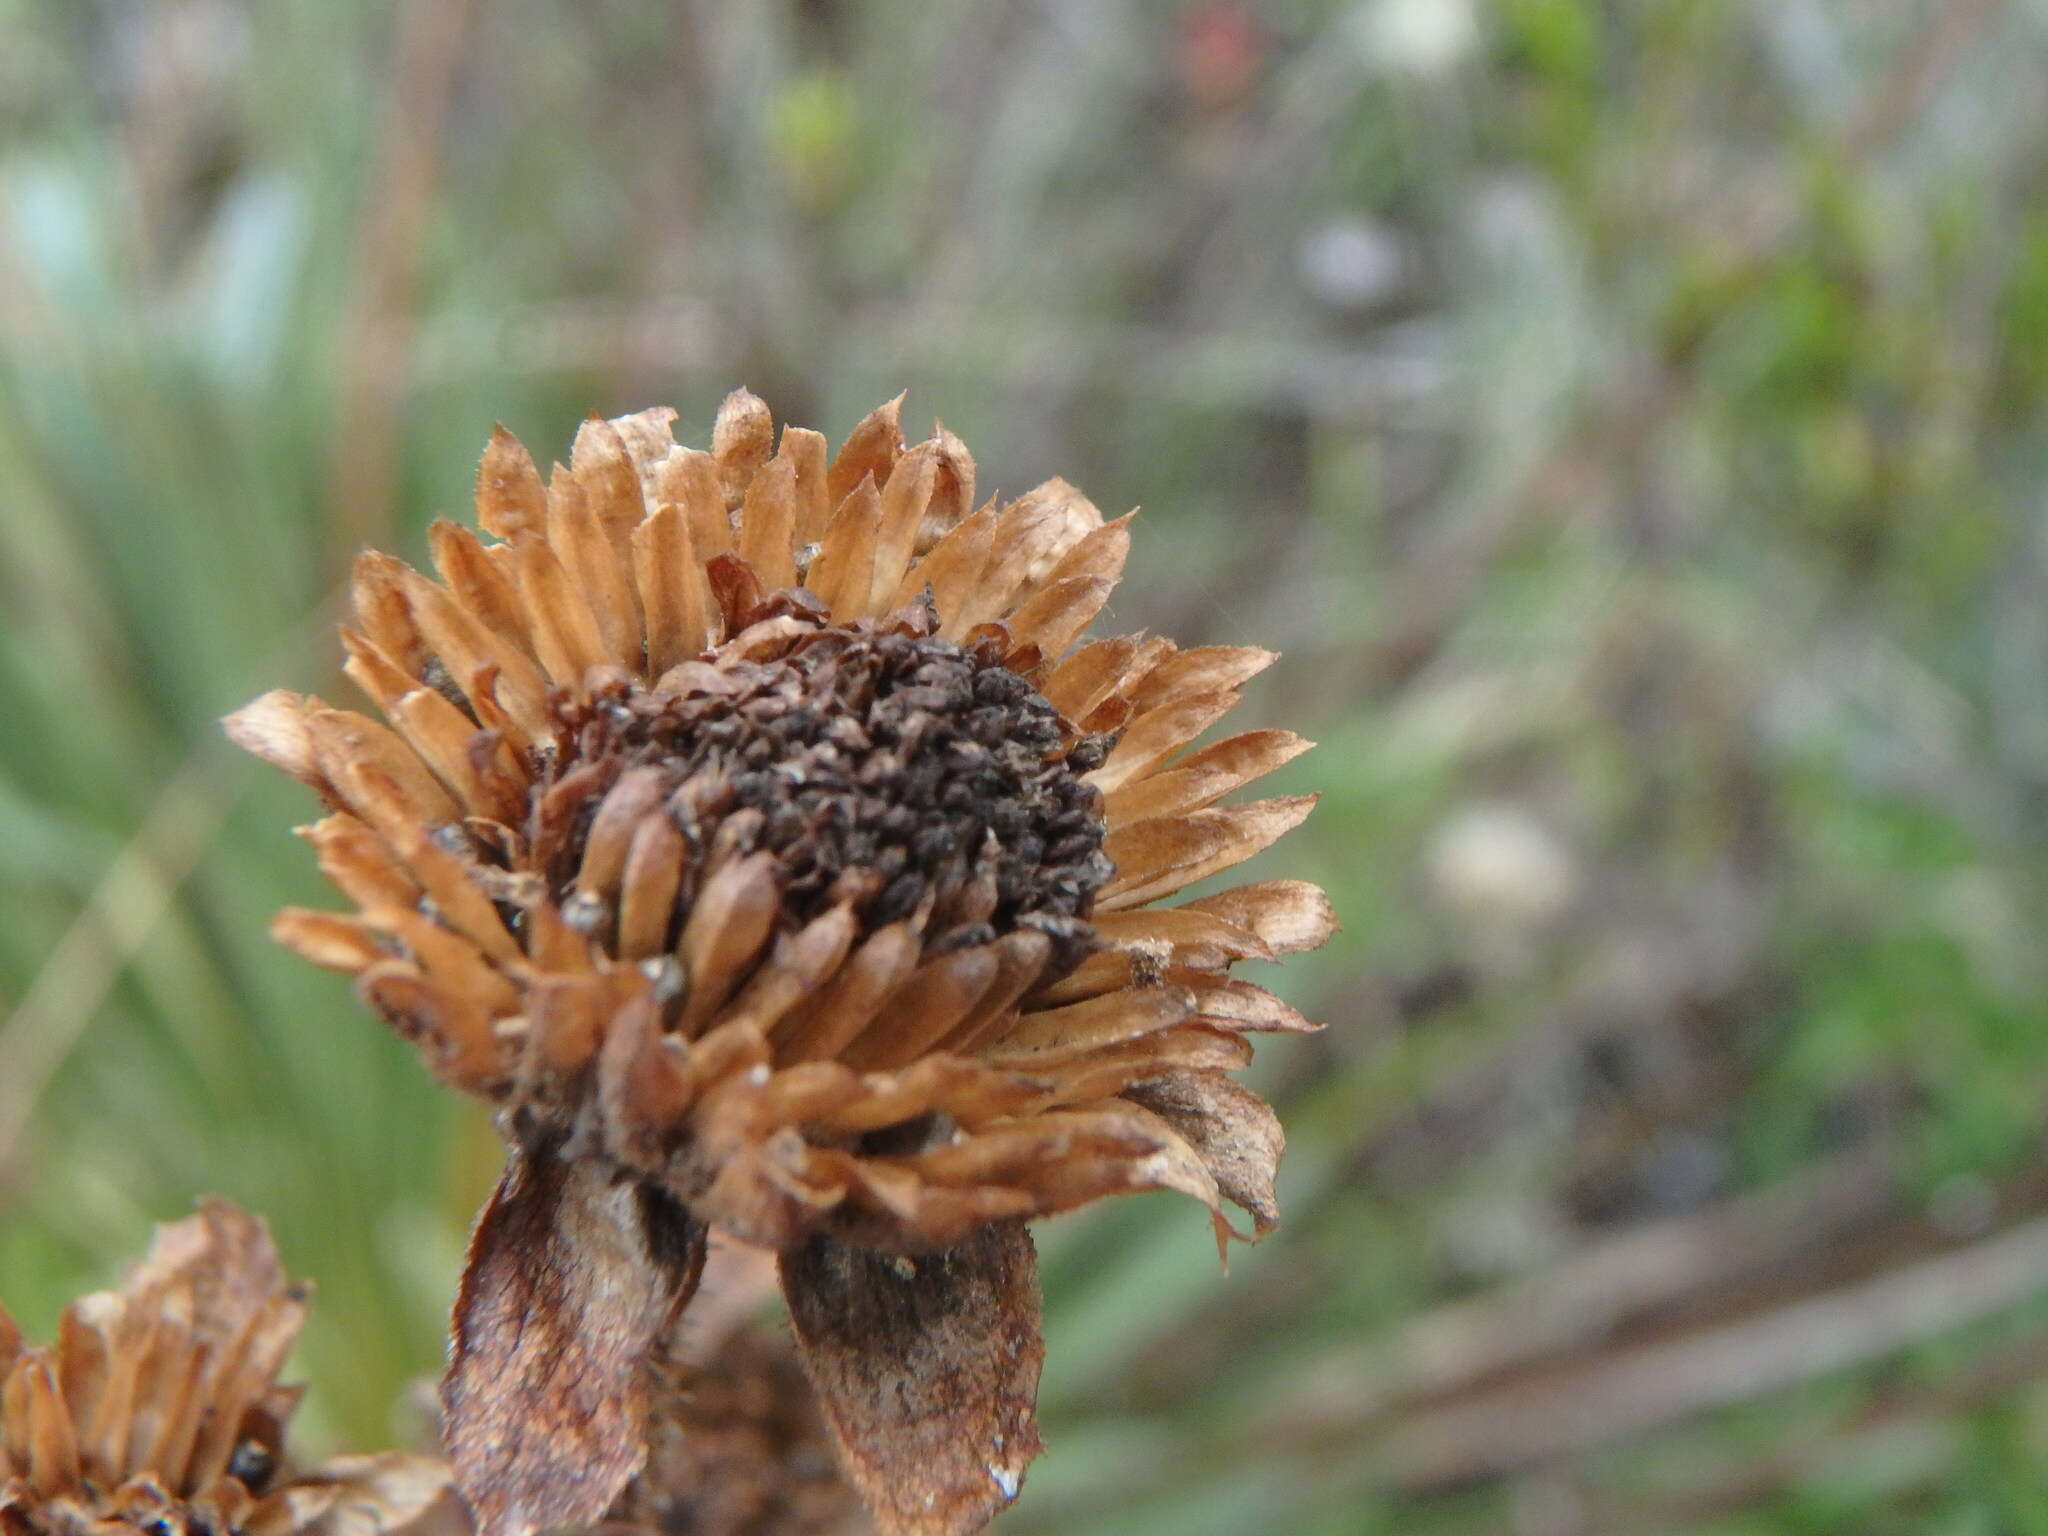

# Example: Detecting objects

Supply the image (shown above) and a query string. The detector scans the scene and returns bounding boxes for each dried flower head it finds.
[227,393,1333,1536]
[0,1202,449,1536]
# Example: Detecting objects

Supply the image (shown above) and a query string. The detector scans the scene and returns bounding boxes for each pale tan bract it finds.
[0,1202,449,1536]
[226,392,1334,1536]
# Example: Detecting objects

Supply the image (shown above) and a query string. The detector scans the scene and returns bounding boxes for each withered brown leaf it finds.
[779,1223,1044,1536]
[1124,1067,1286,1235]
[442,1143,706,1536]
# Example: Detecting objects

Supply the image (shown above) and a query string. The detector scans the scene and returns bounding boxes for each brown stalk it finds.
[327,0,475,560]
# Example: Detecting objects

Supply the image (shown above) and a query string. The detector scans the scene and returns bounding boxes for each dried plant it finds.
[0,1202,448,1536]
[226,393,1331,1535]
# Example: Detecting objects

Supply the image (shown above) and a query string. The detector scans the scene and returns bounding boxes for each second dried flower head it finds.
[0,1201,446,1536]
[228,392,1332,1536]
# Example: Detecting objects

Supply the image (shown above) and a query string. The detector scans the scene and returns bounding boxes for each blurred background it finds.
[5,1,2048,1530]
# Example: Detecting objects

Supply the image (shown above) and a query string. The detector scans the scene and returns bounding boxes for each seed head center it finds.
[555,626,1112,974]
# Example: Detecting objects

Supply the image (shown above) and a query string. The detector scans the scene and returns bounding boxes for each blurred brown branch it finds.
[328,0,473,558]
[1569,1327,2048,1533]
[1370,1203,2048,1490]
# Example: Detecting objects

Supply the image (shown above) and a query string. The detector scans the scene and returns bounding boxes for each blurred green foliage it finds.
[6,1,2048,1531]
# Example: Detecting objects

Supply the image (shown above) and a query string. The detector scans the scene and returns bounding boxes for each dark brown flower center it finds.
[545,621,1112,978]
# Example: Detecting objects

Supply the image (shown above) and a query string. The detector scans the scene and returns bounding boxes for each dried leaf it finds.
[1127,645,1278,711]
[827,394,905,507]
[891,503,994,621]
[1038,512,1133,594]
[1182,879,1338,955]
[777,425,833,544]
[1086,690,1243,794]
[474,426,547,542]
[1035,1023,1255,1106]
[738,457,800,594]
[773,921,921,1065]
[429,520,531,650]
[921,424,977,548]
[676,851,782,1036]
[705,552,767,637]
[509,522,611,687]
[442,1148,707,1536]
[340,628,417,713]
[1186,975,1320,1033]
[1002,576,1112,664]
[604,406,680,488]
[632,502,709,678]
[1099,795,1318,912]
[223,691,325,795]
[1123,1070,1285,1235]
[991,984,1195,1059]
[544,463,640,669]
[396,569,554,743]
[809,475,881,624]
[297,814,419,911]
[570,415,650,546]
[1038,634,1147,722]
[655,448,731,557]
[841,943,1001,1070]
[781,1223,1043,1536]
[308,707,459,828]
[866,444,938,612]
[1100,729,1313,825]
[18,1357,80,1495]
[270,909,384,974]
[717,904,861,1036]
[950,481,1099,631]
[712,389,776,508]
[351,574,433,713]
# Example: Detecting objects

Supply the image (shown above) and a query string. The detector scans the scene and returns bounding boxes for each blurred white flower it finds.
[1360,0,1479,74]
[1298,214,1405,309]
[1425,799,1577,929]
